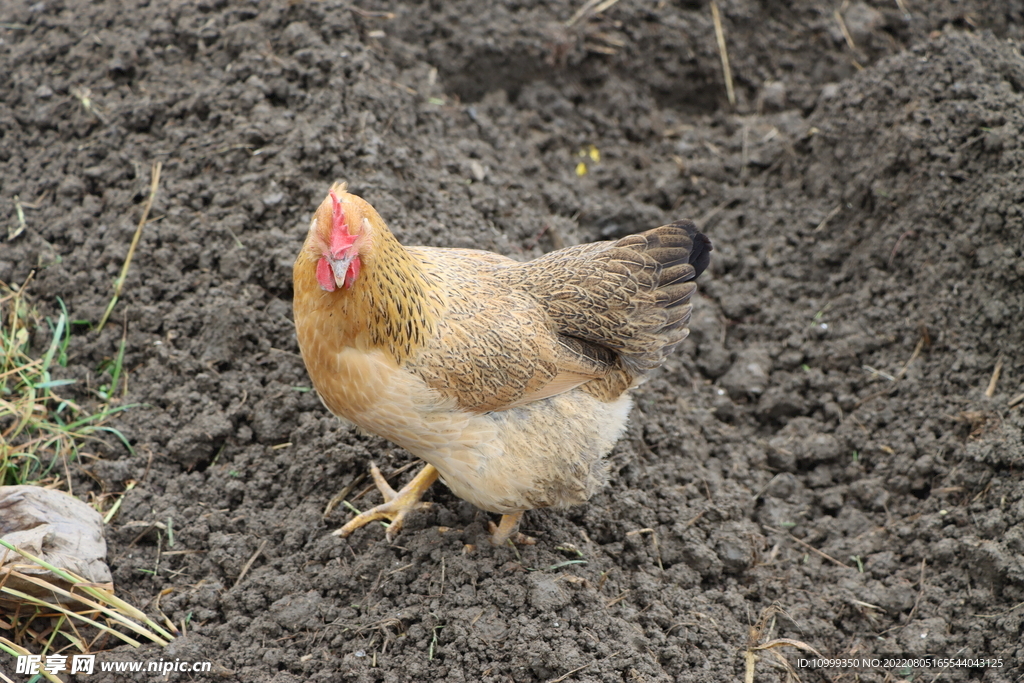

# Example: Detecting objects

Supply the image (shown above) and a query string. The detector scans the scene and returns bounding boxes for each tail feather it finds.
[613,221,711,367]
[500,218,713,379]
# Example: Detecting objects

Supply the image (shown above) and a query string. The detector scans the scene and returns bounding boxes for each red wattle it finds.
[345,256,361,288]
[316,257,336,291]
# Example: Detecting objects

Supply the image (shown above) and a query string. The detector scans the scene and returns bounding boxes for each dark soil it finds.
[3,0,1024,681]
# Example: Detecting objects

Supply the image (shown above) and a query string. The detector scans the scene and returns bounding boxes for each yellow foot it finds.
[487,511,537,546]
[334,463,439,542]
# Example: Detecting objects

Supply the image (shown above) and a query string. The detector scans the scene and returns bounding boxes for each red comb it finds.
[328,189,357,258]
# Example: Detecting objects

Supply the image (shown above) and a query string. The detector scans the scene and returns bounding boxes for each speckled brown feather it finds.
[494,222,710,376]
[294,187,711,518]
[407,222,710,411]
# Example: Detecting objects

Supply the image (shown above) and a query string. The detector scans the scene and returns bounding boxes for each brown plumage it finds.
[293,183,711,544]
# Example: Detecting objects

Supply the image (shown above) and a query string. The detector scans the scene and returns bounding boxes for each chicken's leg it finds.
[335,463,439,541]
[487,511,536,546]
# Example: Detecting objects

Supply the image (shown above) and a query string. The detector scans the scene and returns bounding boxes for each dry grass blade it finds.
[7,191,48,242]
[233,539,268,589]
[894,335,925,380]
[565,0,622,27]
[834,7,856,51]
[973,599,1024,618]
[711,1,735,107]
[324,472,366,517]
[888,229,916,268]
[590,0,621,15]
[1,583,144,648]
[752,637,824,657]
[7,195,26,241]
[625,527,663,570]
[0,636,64,683]
[812,203,842,232]
[545,650,621,683]
[745,638,825,683]
[4,569,165,646]
[744,604,823,683]
[0,538,175,646]
[97,161,162,332]
[767,526,850,568]
[102,480,137,524]
[349,5,396,19]
[984,358,1003,398]
[70,86,109,125]
[907,558,927,622]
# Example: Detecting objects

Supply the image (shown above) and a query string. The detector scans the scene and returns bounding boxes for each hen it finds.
[293,184,711,545]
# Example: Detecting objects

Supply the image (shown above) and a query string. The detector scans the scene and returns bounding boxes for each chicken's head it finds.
[315,188,362,291]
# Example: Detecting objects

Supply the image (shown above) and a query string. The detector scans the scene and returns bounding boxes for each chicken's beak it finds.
[329,251,356,285]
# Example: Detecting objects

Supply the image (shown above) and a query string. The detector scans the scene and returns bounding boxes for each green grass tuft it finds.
[1,280,136,488]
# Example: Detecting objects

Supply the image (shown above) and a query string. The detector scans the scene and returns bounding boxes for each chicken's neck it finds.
[346,237,444,364]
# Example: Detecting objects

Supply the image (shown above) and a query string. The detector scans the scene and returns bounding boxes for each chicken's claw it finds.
[487,512,537,546]
[335,463,439,542]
